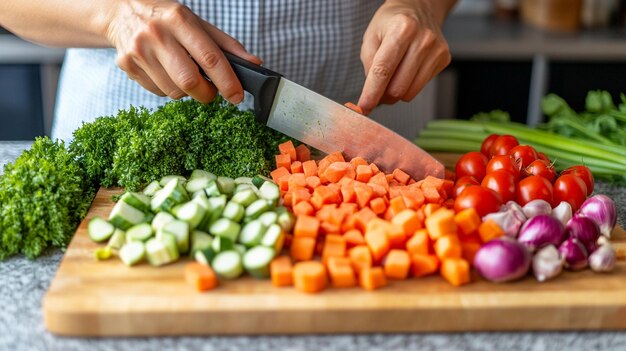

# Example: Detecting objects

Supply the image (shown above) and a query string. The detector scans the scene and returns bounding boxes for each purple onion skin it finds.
[474,237,531,283]
[565,215,600,253]
[518,215,565,252]
[577,195,617,238]
[558,237,588,271]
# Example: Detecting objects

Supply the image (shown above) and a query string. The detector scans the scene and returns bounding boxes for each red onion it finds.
[589,244,616,273]
[551,201,573,227]
[505,201,527,222]
[483,209,523,238]
[518,215,565,251]
[474,237,531,282]
[565,215,600,254]
[558,237,588,271]
[577,194,617,238]
[522,199,552,218]
[532,245,563,282]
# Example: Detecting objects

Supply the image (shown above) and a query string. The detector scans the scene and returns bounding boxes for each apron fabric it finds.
[51,0,383,141]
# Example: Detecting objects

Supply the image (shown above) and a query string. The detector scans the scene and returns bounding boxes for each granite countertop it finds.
[2,141,626,351]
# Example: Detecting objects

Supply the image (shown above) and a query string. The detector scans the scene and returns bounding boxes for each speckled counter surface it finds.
[2,141,626,351]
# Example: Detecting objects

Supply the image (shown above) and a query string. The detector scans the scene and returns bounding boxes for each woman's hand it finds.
[107,0,260,104]
[358,0,455,115]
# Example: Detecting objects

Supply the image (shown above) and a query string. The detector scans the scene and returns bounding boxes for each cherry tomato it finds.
[537,152,551,163]
[561,165,594,195]
[516,175,553,207]
[490,135,519,156]
[481,169,516,203]
[455,151,488,182]
[481,134,500,158]
[453,175,480,198]
[454,186,502,218]
[486,155,521,180]
[525,159,556,183]
[553,174,588,212]
[508,145,538,169]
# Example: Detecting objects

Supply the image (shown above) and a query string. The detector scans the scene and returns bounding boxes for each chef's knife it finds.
[222,52,444,180]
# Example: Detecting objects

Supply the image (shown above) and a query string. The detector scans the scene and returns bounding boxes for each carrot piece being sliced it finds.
[383,249,411,280]
[359,267,387,290]
[290,161,304,174]
[344,229,365,247]
[327,256,357,288]
[293,261,328,293]
[406,228,430,256]
[270,167,291,183]
[184,262,218,291]
[425,207,457,241]
[410,253,440,278]
[294,215,320,238]
[278,140,297,161]
[295,144,311,162]
[434,234,462,260]
[348,245,372,274]
[440,258,471,286]
[392,168,411,185]
[270,255,294,287]
[290,236,316,261]
[478,219,504,243]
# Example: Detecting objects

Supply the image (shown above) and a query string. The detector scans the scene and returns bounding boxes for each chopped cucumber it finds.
[158,232,180,261]
[212,251,243,279]
[94,246,113,261]
[190,169,216,181]
[251,175,272,188]
[234,244,247,256]
[120,192,151,212]
[261,223,285,252]
[160,220,189,254]
[209,218,241,242]
[172,201,206,229]
[119,241,145,266]
[159,175,186,187]
[204,180,221,197]
[259,181,280,201]
[126,223,154,242]
[243,246,275,278]
[151,178,189,213]
[192,194,211,210]
[107,228,126,250]
[239,220,267,247]
[235,176,253,185]
[245,199,271,219]
[151,211,175,232]
[258,212,278,227]
[222,201,244,222]
[216,176,236,196]
[190,230,213,256]
[211,235,235,252]
[145,238,176,266]
[277,210,296,232]
[88,217,115,242]
[108,201,146,230]
[230,189,258,207]
[142,180,162,196]
[194,248,217,266]
[192,190,207,199]
[185,177,213,194]
[235,183,258,196]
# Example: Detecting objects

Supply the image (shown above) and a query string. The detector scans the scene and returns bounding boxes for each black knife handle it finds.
[222,52,282,124]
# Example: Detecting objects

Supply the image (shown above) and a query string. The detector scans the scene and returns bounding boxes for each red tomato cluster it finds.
[453,134,594,215]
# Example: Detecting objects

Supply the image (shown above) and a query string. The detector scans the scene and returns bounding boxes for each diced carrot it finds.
[385,174,394,183]
[184,262,218,291]
[454,208,481,236]
[310,193,324,210]
[356,164,374,183]
[370,163,380,174]
[339,202,359,216]
[293,201,315,216]
[461,241,481,266]
[315,204,336,222]
[305,176,321,190]
[368,183,387,197]
[422,203,441,217]
[350,156,369,169]
[278,140,297,161]
[323,162,352,183]
[440,258,471,286]
[478,219,504,243]
[353,207,377,232]
[341,215,357,233]
[327,209,347,228]
[344,229,365,247]
[365,229,390,263]
[365,217,390,233]
[270,255,294,287]
[314,185,341,205]
[320,221,340,235]
[369,172,390,193]
[290,161,303,174]
[441,179,454,197]
[302,160,318,178]
[288,173,306,190]
[392,169,411,185]
[386,224,407,250]
[290,236,316,261]
[421,185,441,203]
[322,234,347,264]
[370,197,387,215]
[348,245,373,274]
[275,153,292,170]
[443,198,455,209]
[283,192,293,207]
[340,184,356,203]
[278,175,290,192]
[327,256,357,288]
[401,188,425,210]
[388,196,407,215]
[295,144,311,162]
[355,184,374,208]
[408,178,417,185]
[434,235,462,260]
[406,229,430,256]
[294,215,320,238]
[383,249,411,280]
[422,175,445,191]
[270,167,291,183]
[315,238,325,256]
[389,186,402,199]
[459,232,482,244]
[425,208,457,241]
[391,209,421,236]
[293,261,327,293]
[344,101,364,114]
[410,253,440,278]
[359,267,387,290]
[292,188,311,206]
[283,233,293,249]
[319,152,345,172]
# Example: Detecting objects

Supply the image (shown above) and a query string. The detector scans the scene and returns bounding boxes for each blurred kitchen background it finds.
[1,0,626,140]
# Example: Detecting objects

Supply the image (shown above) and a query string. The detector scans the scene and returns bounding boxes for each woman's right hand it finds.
[106,0,260,104]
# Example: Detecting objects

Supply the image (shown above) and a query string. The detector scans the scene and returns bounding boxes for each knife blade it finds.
[223,53,444,180]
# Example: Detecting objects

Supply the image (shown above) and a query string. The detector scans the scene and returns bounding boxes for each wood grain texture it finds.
[44,182,626,336]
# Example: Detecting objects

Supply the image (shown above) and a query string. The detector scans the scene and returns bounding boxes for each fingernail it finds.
[229,93,243,104]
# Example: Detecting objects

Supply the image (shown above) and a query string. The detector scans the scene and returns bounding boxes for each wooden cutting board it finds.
[43,187,626,336]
